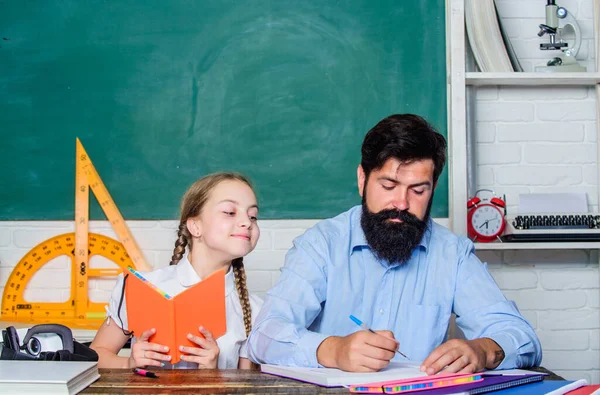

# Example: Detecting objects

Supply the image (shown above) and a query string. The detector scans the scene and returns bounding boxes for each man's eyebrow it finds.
[408,181,432,188]
[377,177,432,188]
[218,199,259,210]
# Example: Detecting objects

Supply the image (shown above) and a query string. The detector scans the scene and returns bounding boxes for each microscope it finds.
[535,0,586,72]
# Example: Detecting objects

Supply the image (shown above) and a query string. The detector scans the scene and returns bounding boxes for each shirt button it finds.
[379,309,384,314]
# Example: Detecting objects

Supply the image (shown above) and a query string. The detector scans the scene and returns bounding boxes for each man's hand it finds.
[317,330,399,372]
[420,338,505,375]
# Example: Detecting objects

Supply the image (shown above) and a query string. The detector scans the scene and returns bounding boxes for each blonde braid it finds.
[170,223,189,265]
[232,257,252,337]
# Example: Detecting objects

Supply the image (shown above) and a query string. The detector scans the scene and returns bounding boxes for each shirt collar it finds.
[350,205,432,253]
[176,254,235,296]
[350,206,369,249]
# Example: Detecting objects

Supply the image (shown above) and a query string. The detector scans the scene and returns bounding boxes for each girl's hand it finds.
[180,326,220,368]
[128,328,172,368]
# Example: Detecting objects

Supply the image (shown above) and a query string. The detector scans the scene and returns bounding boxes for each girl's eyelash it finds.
[224,211,258,221]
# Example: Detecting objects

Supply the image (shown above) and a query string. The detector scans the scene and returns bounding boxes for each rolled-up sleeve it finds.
[247,233,330,367]
[107,273,128,330]
[453,241,542,369]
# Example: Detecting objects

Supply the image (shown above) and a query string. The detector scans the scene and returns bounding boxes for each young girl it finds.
[90,172,263,369]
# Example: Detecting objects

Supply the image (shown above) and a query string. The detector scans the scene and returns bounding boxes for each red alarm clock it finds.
[467,189,506,242]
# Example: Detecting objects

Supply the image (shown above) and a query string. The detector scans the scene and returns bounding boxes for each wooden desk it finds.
[84,369,345,394]
[83,367,564,394]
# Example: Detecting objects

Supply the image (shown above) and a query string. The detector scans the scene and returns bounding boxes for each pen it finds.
[349,315,410,359]
[133,368,159,378]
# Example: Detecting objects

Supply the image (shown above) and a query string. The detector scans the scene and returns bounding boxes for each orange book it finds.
[125,267,227,364]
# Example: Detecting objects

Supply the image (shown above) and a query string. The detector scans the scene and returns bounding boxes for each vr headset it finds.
[1,324,97,361]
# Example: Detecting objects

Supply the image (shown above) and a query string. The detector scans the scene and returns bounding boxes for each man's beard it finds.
[360,192,432,265]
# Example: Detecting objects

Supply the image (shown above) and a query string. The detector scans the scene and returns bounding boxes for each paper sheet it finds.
[518,193,588,214]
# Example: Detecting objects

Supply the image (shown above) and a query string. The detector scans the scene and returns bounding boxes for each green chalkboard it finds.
[0,1,447,220]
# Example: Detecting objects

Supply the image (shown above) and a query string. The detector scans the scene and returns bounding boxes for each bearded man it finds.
[247,114,541,374]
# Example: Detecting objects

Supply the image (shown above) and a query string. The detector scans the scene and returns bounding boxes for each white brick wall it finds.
[470,0,600,383]
[495,0,596,73]
[0,220,317,300]
[0,0,598,384]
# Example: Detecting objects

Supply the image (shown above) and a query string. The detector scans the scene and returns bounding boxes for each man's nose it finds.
[391,190,409,211]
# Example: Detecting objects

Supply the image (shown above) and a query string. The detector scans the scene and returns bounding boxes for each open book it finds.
[0,361,99,394]
[125,267,226,364]
[261,361,428,387]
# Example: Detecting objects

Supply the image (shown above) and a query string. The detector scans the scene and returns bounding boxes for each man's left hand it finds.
[420,338,504,375]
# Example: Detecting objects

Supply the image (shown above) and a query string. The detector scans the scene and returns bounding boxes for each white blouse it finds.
[107,255,263,369]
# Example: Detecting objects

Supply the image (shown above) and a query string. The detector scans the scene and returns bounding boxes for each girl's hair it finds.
[170,172,254,337]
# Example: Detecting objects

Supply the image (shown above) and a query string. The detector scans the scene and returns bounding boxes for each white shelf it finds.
[474,242,600,251]
[466,72,600,86]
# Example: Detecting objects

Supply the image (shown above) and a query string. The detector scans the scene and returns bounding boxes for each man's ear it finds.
[357,165,366,197]
[186,217,202,238]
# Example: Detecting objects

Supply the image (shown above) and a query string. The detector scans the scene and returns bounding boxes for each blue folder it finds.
[488,379,575,395]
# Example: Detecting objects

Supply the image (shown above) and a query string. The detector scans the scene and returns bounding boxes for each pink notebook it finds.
[350,372,483,394]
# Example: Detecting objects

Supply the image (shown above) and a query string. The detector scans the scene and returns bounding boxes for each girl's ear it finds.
[186,217,202,238]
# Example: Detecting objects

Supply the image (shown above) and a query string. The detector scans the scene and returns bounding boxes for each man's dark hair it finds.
[361,114,447,183]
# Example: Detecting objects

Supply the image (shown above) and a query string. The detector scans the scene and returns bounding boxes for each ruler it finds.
[1,139,151,328]
[3,233,133,328]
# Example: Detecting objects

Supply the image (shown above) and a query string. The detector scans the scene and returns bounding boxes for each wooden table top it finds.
[83,368,346,394]
[83,367,564,394]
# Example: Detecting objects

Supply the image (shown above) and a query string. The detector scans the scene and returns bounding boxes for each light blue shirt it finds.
[247,205,542,369]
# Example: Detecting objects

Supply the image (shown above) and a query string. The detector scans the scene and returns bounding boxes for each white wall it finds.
[0,0,599,384]
[472,0,600,383]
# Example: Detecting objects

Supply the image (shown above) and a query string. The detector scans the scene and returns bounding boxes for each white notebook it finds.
[0,361,100,395]
[261,361,427,387]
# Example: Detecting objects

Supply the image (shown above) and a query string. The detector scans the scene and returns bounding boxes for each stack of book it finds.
[0,361,99,394]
